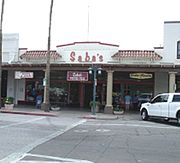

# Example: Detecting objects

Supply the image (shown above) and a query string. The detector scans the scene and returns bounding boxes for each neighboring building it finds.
[2,33,19,63]
[2,21,180,113]
[2,33,19,99]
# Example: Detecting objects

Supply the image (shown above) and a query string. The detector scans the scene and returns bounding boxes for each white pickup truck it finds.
[140,93,180,123]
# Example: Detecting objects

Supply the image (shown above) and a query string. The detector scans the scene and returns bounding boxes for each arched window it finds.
[177,41,180,59]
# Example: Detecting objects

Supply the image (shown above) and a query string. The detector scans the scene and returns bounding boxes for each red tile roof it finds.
[112,50,162,60]
[20,50,61,60]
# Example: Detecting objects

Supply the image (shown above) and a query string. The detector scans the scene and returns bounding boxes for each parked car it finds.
[140,93,180,124]
[137,93,152,108]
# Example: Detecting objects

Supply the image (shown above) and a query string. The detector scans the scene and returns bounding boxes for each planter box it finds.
[113,110,124,115]
[4,104,14,110]
[91,106,100,113]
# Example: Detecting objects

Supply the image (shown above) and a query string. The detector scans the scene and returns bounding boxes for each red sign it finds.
[67,71,88,81]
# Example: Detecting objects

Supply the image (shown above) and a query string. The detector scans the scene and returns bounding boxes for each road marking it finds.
[0,119,87,163]
[96,129,110,132]
[83,123,179,129]
[13,153,93,163]
[74,129,89,133]
[0,117,45,129]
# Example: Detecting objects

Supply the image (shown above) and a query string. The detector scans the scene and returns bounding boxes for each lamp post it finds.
[88,65,102,115]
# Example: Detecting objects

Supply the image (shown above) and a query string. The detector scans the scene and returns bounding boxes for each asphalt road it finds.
[16,115,180,163]
[1,111,180,163]
[0,111,86,163]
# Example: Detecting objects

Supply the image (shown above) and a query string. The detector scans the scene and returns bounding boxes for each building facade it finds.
[3,21,180,113]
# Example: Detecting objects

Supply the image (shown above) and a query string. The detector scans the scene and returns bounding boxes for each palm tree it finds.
[43,0,54,112]
[0,0,5,108]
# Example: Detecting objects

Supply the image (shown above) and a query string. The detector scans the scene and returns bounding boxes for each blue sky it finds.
[2,0,180,50]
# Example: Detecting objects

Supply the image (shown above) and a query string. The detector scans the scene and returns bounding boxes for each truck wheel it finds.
[177,113,180,125]
[141,109,148,121]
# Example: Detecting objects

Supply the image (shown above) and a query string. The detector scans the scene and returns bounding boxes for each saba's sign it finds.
[69,51,104,63]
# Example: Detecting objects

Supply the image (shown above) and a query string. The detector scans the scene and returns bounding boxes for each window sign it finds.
[67,71,88,81]
[15,71,34,79]
[129,73,152,79]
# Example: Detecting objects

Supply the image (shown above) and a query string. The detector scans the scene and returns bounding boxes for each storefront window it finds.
[49,83,68,106]
[26,80,43,102]
[113,72,154,98]
[25,71,44,103]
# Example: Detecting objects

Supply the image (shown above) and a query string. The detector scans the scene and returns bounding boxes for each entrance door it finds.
[69,83,80,107]
[84,84,93,108]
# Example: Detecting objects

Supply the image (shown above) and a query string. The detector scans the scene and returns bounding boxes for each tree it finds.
[43,0,54,112]
[0,0,5,108]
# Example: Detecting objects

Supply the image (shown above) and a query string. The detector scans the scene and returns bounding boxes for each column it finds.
[169,72,177,93]
[104,70,113,114]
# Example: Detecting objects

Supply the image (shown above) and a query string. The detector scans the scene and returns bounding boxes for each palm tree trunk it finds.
[43,0,54,112]
[0,0,5,108]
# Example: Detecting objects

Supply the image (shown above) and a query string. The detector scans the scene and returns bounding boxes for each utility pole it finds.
[0,0,5,109]
[42,0,54,112]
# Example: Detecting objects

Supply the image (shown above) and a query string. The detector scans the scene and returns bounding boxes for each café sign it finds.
[130,73,152,79]
[67,71,88,81]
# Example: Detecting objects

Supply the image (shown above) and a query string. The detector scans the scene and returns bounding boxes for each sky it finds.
[1,0,180,50]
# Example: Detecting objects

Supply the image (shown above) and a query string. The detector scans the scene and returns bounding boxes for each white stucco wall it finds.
[7,70,15,100]
[16,79,25,101]
[57,42,119,64]
[3,33,19,63]
[162,21,180,64]
[154,72,168,95]
[7,70,25,104]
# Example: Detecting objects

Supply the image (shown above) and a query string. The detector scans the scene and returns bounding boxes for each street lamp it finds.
[88,65,102,115]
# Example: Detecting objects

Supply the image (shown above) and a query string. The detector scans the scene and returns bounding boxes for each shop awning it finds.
[20,50,61,60]
[112,50,162,60]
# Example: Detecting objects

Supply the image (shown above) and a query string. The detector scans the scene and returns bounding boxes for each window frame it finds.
[172,95,180,102]
[177,40,180,59]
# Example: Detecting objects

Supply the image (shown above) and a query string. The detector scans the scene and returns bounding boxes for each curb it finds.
[82,115,119,120]
[0,109,57,117]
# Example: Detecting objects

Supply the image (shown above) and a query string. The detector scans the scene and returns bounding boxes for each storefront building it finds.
[2,21,180,113]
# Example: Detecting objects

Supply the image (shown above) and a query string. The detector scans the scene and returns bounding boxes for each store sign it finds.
[67,71,88,81]
[130,73,152,79]
[69,51,103,63]
[15,71,34,79]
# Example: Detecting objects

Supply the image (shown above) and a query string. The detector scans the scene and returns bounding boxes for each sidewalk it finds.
[0,106,57,117]
[0,105,140,120]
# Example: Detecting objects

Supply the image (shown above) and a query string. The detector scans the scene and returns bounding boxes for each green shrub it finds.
[89,101,101,107]
[4,97,14,104]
